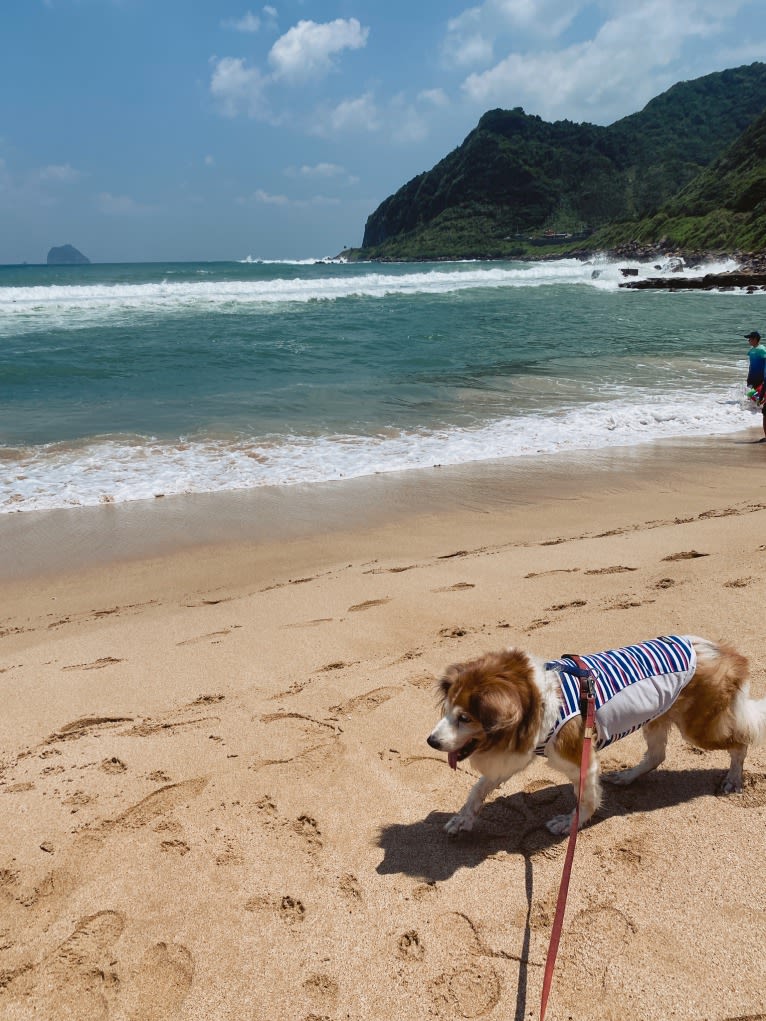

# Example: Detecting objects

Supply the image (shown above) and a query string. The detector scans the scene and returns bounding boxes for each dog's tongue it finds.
[448,751,458,770]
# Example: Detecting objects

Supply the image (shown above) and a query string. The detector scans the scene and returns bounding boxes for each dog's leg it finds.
[605,716,671,786]
[444,776,500,835]
[720,744,747,794]
[545,748,602,835]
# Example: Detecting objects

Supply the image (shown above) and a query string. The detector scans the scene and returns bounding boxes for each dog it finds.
[427,634,766,836]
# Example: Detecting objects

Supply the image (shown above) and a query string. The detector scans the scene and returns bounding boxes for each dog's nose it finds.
[427,734,441,749]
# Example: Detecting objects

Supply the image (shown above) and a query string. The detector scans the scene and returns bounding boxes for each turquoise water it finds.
[0,256,760,512]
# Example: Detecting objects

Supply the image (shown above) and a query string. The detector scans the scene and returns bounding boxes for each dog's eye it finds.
[457,712,472,724]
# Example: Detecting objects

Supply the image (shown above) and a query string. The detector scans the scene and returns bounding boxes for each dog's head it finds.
[426,648,542,768]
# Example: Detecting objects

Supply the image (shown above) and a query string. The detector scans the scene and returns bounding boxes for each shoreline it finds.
[2,425,764,583]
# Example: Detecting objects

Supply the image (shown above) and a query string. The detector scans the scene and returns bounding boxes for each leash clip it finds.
[578,674,595,720]
[561,653,596,721]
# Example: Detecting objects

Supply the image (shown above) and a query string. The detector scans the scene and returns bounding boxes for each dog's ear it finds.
[470,670,540,753]
[469,679,523,736]
[437,663,463,704]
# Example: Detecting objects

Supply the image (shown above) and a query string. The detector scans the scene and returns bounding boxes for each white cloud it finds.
[0,157,84,209]
[209,56,273,120]
[268,18,369,83]
[204,154,215,167]
[238,189,341,207]
[284,162,360,186]
[442,7,494,68]
[96,192,152,216]
[252,188,290,206]
[418,87,450,107]
[310,92,380,137]
[388,96,430,144]
[38,163,82,183]
[289,162,346,178]
[442,0,582,70]
[490,0,580,37]
[460,0,742,123]
[222,11,261,33]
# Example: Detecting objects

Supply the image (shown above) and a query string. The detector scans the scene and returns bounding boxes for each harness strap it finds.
[539,655,596,1021]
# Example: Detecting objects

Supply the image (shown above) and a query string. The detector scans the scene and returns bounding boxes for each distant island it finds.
[47,244,90,265]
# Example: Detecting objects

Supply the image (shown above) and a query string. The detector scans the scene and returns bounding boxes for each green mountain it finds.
[592,106,766,255]
[353,63,766,261]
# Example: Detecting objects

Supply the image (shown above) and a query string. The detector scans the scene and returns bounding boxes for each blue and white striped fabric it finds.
[537,635,696,754]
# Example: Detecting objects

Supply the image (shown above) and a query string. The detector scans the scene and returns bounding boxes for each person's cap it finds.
[745,330,761,339]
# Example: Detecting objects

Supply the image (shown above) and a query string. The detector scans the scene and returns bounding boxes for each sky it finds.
[1,0,765,264]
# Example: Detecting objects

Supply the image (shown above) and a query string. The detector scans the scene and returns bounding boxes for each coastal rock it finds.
[47,244,90,265]
[620,270,766,291]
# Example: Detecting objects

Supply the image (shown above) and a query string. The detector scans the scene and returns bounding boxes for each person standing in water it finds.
[745,330,766,440]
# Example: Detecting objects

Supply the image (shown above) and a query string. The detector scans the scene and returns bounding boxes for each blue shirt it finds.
[747,343,766,386]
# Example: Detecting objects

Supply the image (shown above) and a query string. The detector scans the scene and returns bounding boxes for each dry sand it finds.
[2,433,766,1021]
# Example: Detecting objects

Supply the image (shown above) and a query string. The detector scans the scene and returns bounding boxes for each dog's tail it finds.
[733,685,766,745]
[691,636,766,745]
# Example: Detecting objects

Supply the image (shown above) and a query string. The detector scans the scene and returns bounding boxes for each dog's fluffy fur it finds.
[427,636,766,836]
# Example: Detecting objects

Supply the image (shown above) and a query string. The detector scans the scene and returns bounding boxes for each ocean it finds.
[0,255,761,515]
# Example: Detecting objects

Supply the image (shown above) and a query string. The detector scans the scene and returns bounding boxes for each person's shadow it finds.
[375,766,756,1021]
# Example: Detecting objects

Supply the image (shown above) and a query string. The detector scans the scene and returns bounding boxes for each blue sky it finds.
[2,0,765,264]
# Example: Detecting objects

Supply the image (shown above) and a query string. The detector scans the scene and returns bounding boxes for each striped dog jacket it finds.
[537,635,696,754]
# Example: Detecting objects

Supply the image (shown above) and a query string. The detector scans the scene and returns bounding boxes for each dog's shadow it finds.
[376,765,752,882]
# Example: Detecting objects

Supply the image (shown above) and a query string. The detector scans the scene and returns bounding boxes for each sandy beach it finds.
[2,430,766,1021]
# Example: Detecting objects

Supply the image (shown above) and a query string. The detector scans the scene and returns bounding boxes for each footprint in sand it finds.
[397,930,425,961]
[279,895,307,925]
[553,905,637,996]
[292,814,323,856]
[127,941,194,1021]
[302,972,339,1008]
[407,672,435,690]
[524,618,552,632]
[433,582,476,593]
[160,839,190,857]
[315,660,357,673]
[654,577,676,589]
[97,777,209,836]
[252,796,325,858]
[428,912,501,1018]
[338,873,362,904]
[3,910,126,1020]
[330,686,402,717]
[62,657,124,672]
[438,625,472,638]
[661,550,709,561]
[282,618,334,629]
[545,599,587,612]
[584,565,637,575]
[47,716,133,743]
[347,598,391,612]
[244,893,307,926]
[176,627,240,646]
[605,596,654,610]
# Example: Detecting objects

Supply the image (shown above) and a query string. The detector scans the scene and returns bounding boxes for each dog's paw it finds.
[546,812,575,836]
[602,769,636,787]
[718,775,743,795]
[444,813,475,836]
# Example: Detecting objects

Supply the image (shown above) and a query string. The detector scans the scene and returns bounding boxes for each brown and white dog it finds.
[427,635,766,836]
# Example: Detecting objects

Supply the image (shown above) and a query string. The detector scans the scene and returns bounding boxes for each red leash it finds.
[539,659,596,1021]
